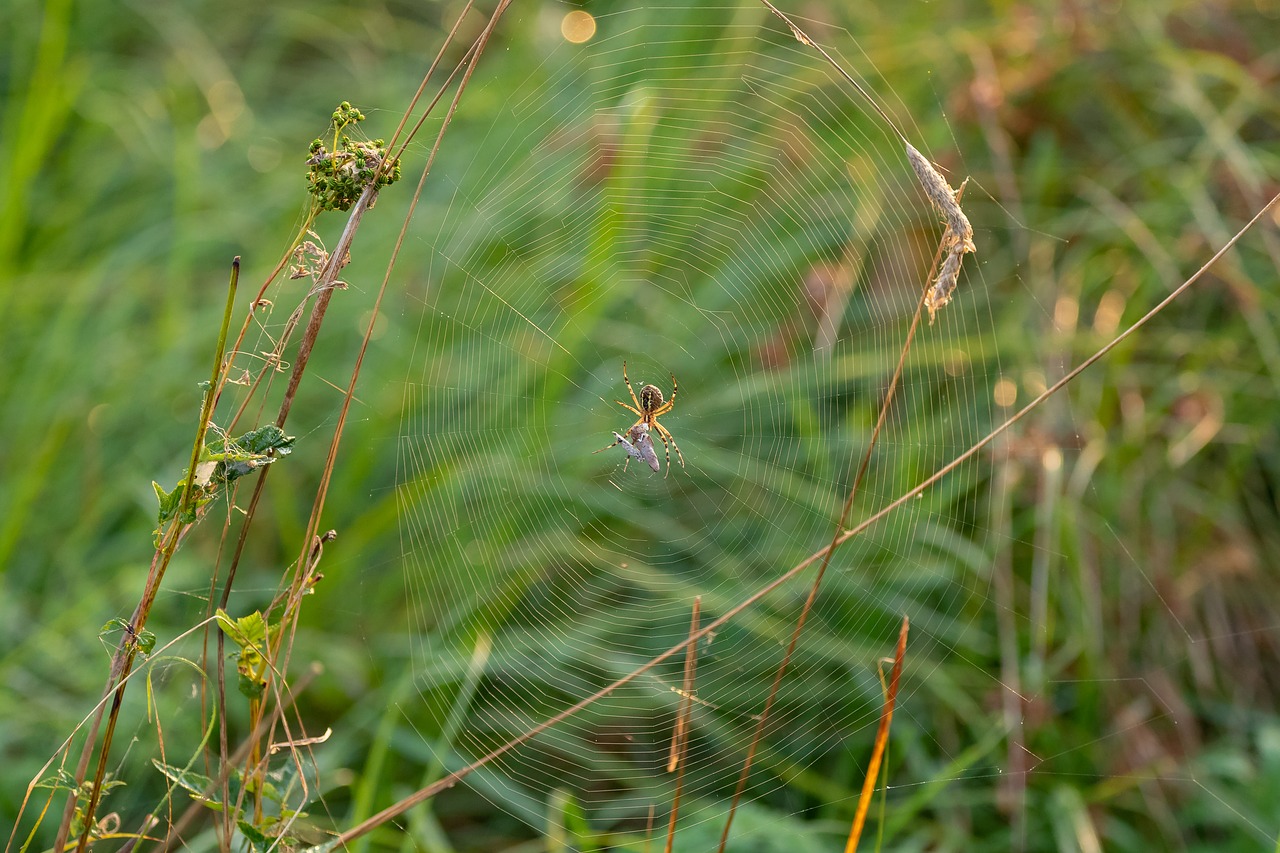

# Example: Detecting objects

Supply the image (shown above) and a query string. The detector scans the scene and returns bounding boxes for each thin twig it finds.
[385,0,477,159]
[206,5,496,833]
[266,0,515,764]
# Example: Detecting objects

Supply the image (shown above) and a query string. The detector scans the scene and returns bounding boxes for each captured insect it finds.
[611,423,661,473]
[594,361,686,477]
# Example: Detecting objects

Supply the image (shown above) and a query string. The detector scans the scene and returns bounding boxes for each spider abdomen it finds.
[639,384,665,413]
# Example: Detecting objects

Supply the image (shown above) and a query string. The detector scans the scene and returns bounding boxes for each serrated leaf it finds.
[216,608,266,650]
[153,481,184,525]
[237,424,295,456]
[201,425,296,486]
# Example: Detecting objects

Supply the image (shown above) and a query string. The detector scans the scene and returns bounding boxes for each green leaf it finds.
[134,628,156,654]
[217,609,270,698]
[202,425,295,484]
[216,608,266,650]
[99,619,156,654]
[152,480,183,525]
[152,760,216,806]
[231,424,295,457]
[237,819,272,851]
[238,670,266,699]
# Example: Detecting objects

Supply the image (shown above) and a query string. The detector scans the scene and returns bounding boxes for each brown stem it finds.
[61,259,239,853]
[664,598,700,853]
[716,240,939,853]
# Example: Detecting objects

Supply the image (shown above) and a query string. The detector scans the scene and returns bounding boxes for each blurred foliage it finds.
[3,0,1280,851]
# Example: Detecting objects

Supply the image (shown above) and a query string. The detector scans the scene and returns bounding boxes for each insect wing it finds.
[629,424,661,472]
[613,432,644,462]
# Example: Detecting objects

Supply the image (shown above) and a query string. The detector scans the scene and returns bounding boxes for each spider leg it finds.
[652,421,685,476]
[621,361,643,413]
[614,401,643,419]
[593,422,642,455]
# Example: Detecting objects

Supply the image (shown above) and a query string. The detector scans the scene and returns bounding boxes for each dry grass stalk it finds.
[664,597,700,853]
[844,615,909,853]
[757,0,977,324]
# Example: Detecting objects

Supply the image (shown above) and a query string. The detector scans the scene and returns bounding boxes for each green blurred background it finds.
[4,0,1280,850]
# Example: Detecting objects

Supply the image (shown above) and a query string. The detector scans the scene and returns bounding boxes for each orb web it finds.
[393,2,1009,843]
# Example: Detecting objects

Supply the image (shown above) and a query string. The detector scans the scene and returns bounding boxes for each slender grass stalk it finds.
[258,0,512,805]
[844,616,908,853]
[58,258,240,853]
[663,598,700,853]
[715,226,947,853]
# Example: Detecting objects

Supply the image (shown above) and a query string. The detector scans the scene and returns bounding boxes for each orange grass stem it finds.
[845,616,909,853]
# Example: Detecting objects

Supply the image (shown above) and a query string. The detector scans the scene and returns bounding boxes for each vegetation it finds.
[2,0,1279,850]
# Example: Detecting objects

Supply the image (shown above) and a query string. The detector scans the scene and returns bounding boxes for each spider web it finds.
[374,1,1276,848]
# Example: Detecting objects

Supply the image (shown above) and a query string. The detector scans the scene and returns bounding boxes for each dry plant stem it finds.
[160,665,322,851]
[283,0,512,640]
[267,0,514,767]
[844,616,909,853]
[213,0,493,656]
[334,191,1279,844]
[217,0,477,439]
[758,0,908,146]
[384,0,476,158]
[277,187,377,432]
[203,2,501,841]
[664,599,700,853]
[667,597,701,774]
[389,8,487,163]
[56,260,240,853]
[8,614,223,853]
[715,243,941,853]
[206,182,377,847]
[219,216,349,441]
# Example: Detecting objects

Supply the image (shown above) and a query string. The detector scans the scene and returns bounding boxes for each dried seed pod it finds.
[906,144,974,254]
[925,246,964,323]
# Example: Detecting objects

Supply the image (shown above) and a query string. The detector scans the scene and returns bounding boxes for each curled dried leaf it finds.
[788,23,814,46]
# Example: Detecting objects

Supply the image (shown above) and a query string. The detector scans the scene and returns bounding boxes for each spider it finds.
[594,361,685,477]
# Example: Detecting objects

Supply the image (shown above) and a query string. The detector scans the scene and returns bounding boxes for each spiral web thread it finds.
[393,2,1061,846]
